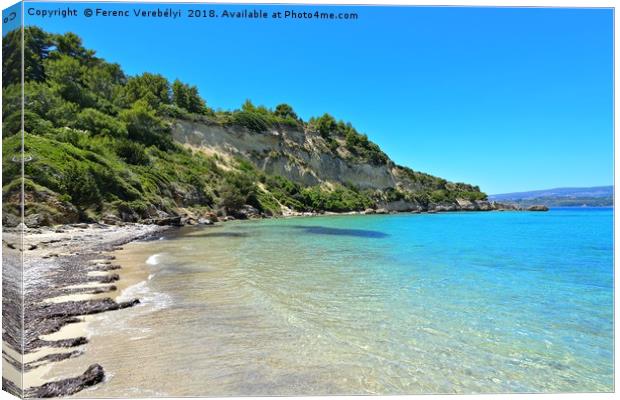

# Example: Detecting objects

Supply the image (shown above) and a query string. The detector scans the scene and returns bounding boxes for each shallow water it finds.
[48,209,613,396]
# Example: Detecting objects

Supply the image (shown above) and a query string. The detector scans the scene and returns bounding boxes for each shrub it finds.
[115,200,149,218]
[232,111,272,132]
[44,55,96,107]
[301,185,373,212]
[4,110,55,137]
[457,190,487,201]
[2,84,22,118]
[120,100,173,150]
[115,140,149,165]
[172,79,207,114]
[256,191,280,215]
[383,187,405,202]
[74,108,127,137]
[274,104,294,119]
[159,103,191,120]
[123,73,171,109]
[312,113,337,139]
[429,189,449,204]
[54,128,90,148]
[25,111,54,135]
[264,175,306,211]
[22,82,65,119]
[60,164,102,208]
[274,104,301,126]
[2,111,23,137]
[45,99,80,128]
[218,172,259,213]
[235,157,256,173]
[344,130,387,165]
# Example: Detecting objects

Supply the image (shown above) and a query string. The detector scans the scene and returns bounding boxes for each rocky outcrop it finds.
[476,201,494,211]
[422,200,548,213]
[230,205,261,220]
[492,202,548,212]
[430,203,457,212]
[25,364,105,398]
[527,205,550,212]
[492,202,520,211]
[377,200,422,212]
[454,198,496,211]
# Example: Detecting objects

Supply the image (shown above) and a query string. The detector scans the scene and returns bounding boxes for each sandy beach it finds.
[2,223,170,397]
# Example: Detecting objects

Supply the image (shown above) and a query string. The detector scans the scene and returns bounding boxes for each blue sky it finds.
[24,3,613,194]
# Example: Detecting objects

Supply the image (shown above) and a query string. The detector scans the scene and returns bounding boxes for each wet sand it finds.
[2,223,170,397]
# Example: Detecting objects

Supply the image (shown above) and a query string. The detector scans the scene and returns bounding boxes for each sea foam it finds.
[146,253,163,266]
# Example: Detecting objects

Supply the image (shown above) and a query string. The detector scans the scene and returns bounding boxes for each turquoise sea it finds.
[53,208,614,396]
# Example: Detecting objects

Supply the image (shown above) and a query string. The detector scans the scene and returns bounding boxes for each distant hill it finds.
[489,186,613,207]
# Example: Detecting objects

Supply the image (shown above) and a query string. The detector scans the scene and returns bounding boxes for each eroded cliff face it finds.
[171,119,489,213]
[174,120,401,189]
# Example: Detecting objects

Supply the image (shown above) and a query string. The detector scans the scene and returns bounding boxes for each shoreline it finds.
[2,223,170,397]
[3,208,553,397]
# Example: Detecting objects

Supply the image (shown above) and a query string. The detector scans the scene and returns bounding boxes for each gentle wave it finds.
[117,280,172,312]
[145,253,163,266]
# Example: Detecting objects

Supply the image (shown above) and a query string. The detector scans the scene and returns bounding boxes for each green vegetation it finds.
[2,27,486,225]
[261,175,374,213]
[171,79,207,114]
[307,113,388,165]
[300,186,374,212]
[225,100,302,132]
[218,172,260,214]
[395,165,485,203]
